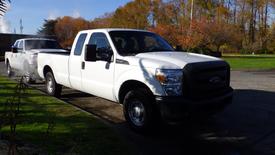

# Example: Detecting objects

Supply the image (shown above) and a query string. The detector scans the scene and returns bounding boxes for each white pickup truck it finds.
[5,38,67,83]
[37,29,233,132]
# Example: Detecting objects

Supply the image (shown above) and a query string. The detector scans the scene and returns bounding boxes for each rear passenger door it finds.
[69,33,88,90]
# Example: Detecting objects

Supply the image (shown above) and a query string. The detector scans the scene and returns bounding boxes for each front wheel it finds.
[45,72,62,97]
[123,88,158,133]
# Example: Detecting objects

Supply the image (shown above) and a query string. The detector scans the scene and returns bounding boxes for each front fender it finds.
[114,67,165,101]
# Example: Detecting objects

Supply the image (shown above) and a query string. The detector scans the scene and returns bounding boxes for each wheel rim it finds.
[7,65,11,75]
[128,100,145,127]
[47,76,54,93]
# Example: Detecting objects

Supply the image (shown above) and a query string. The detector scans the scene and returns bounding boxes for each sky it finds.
[1,0,132,34]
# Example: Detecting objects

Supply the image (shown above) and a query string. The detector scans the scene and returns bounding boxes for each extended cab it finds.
[5,38,67,83]
[37,29,233,132]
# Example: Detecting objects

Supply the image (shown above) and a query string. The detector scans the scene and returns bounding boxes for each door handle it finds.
[81,61,85,70]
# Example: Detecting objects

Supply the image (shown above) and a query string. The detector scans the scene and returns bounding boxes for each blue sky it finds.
[3,0,132,34]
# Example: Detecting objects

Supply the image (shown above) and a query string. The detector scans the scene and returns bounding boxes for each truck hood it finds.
[27,49,68,54]
[127,52,221,69]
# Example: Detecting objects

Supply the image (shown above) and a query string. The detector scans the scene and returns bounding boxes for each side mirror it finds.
[98,49,113,62]
[85,44,97,62]
[175,45,183,51]
[11,46,18,53]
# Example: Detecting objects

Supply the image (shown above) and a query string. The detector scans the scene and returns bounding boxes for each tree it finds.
[90,13,113,28]
[37,0,275,53]
[54,16,90,47]
[111,0,151,29]
[267,23,275,53]
[37,19,57,35]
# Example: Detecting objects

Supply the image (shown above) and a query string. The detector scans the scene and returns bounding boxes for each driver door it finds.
[81,32,115,101]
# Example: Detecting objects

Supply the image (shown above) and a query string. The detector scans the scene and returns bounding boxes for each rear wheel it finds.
[123,88,159,133]
[45,72,62,97]
[6,62,13,77]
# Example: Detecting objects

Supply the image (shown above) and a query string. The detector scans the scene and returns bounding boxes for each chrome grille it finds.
[182,61,230,100]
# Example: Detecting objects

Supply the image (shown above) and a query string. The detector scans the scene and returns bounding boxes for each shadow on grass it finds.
[1,92,130,155]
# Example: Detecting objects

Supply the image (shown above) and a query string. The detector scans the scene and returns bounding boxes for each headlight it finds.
[155,69,183,96]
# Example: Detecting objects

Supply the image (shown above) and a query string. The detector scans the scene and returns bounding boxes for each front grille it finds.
[182,61,230,100]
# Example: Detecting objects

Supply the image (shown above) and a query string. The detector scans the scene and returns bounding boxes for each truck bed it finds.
[37,52,71,87]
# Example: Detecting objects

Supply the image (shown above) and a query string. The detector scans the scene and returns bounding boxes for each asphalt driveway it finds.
[1,61,275,155]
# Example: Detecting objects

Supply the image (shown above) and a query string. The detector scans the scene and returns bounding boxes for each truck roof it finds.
[78,28,150,34]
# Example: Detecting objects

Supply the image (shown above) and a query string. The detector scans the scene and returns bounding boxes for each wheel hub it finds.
[47,78,53,93]
[129,100,145,127]
[7,65,10,75]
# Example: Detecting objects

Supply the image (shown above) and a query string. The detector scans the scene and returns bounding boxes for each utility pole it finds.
[20,18,23,34]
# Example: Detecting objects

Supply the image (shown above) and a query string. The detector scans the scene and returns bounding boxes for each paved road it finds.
[1,61,275,155]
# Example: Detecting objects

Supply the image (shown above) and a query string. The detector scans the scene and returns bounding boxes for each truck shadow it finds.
[111,89,275,155]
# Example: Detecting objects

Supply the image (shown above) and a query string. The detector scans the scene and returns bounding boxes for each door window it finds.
[88,33,112,60]
[18,41,24,52]
[13,41,19,48]
[88,33,111,51]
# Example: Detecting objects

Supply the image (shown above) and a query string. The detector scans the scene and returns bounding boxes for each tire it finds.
[45,72,62,97]
[123,88,158,133]
[6,62,13,77]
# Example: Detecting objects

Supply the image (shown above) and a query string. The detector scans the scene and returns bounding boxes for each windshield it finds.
[109,31,174,56]
[25,40,63,50]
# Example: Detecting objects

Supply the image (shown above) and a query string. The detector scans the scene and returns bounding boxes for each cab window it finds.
[74,33,87,56]
[18,41,24,52]
[88,33,111,52]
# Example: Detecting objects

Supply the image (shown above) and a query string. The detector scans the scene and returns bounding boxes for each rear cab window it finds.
[74,33,88,56]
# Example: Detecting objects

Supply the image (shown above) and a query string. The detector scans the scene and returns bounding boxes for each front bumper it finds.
[155,87,233,121]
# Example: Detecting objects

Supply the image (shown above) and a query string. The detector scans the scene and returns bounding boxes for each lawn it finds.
[223,56,275,70]
[0,76,131,154]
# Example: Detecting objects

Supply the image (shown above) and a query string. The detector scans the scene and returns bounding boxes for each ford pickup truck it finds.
[37,29,233,132]
[5,38,67,83]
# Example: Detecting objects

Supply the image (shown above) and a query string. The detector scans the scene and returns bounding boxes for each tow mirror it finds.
[11,46,18,53]
[85,44,97,62]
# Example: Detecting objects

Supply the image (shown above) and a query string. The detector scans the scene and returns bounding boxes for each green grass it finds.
[0,76,131,154]
[223,57,275,70]
[223,53,275,58]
